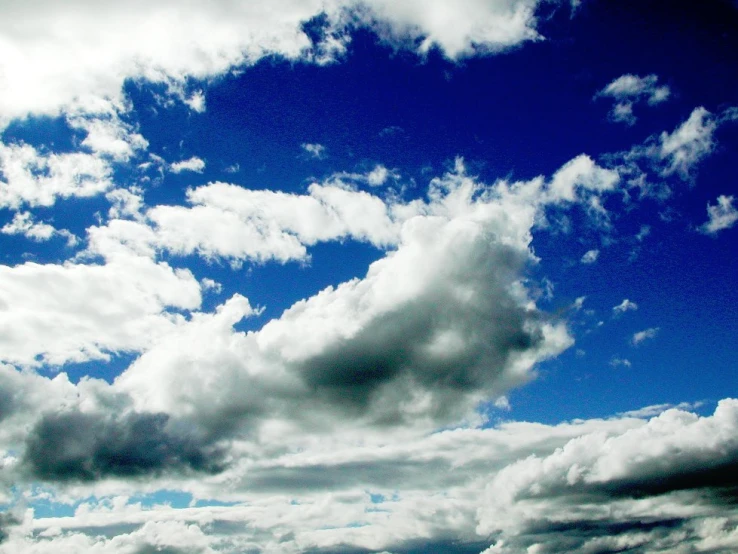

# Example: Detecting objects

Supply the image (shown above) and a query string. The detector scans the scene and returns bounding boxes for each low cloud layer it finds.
[23,410,225,482]
[3,402,738,553]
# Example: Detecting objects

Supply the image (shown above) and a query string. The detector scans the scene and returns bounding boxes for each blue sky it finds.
[1,1,738,552]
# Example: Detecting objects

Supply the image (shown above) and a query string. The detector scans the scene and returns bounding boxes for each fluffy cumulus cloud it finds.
[477,400,738,553]
[114,161,582,435]
[3,2,738,553]
[0,0,553,125]
[0,156,626,498]
[0,141,113,209]
[87,180,404,264]
[0,254,200,366]
[596,74,670,125]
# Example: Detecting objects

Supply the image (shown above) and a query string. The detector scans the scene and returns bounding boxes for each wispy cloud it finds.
[596,73,670,125]
[701,195,738,235]
[613,298,638,315]
[631,326,659,346]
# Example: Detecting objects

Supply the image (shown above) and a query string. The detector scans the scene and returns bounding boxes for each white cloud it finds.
[328,164,400,187]
[1,211,56,242]
[631,326,659,346]
[3,399,737,553]
[114,163,574,432]
[701,195,738,235]
[0,0,552,127]
[547,154,620,203]
[169,156,206,174]
[609,357,632,368]
[613,298,638,315]
[615,106,738,188]
[580,249,599,264]
[477,400,738,553]
[67,110,148,162]
[301,143,327,159]
[366,164,395,186]
[0,254,201,366]
[354,0,543,59]
[659,106,717,178]
[0,141,113,209]
[596,74,670,125]
[93,180,403,264]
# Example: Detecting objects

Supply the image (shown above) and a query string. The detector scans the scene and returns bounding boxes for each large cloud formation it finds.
[0,0,551,124]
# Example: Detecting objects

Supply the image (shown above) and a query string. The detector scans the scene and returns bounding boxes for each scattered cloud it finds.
[0,141,112,209]
[631,327,659,346]
[366,164,396,186]
[169,156,206,174]
[301,142,327,159]
[67,111,149,162]
[658,107,716,178]
[1,212,57,242]
[610,357,632,368]
[329,164,400,187]
[613,298,638,315]
[701,195,738,235]
[596,74,670,125]
[580,249,599,264]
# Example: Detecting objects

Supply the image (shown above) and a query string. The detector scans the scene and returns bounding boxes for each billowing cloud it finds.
[3,402,738,553]
[701,195,738,235]
[23,410,225,482]
[477,400,738,553]
[0,254,201,366]
[114,161,578,435]
[0,0,553,126]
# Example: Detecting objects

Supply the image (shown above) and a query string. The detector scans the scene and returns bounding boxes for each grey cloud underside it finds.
[297,243,538,421]
[0,512,21,544]
[22,410,226,481]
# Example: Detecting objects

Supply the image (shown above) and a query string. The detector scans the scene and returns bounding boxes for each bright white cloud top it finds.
[1,1,737,553]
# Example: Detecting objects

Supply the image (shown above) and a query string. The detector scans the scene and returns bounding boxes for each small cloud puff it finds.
[580,249,599,264]
[609,357,632,368]
[596,73,670,125]
[701,195,738,235]
[301,143,327,159]
[169,156,205,174]
[613,298,638,315]
[632,327,659,346]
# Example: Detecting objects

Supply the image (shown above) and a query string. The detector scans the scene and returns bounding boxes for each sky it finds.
[0,0,738,552]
